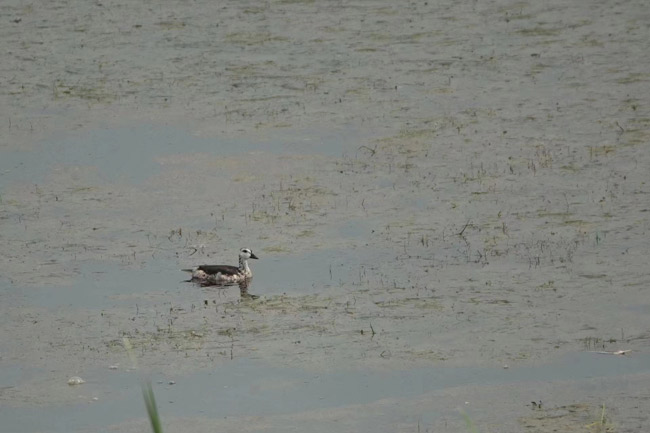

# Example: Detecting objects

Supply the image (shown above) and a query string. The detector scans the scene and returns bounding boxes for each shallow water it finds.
[0,240,378,309]
[3,351,649,433]
[3,262,179,309]
[0,121,379,305]
[2,1,650,430]
[0,124,365,185]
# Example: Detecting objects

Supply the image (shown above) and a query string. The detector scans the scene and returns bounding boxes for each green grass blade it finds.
[460,409,480,433]
[142,380,164,433]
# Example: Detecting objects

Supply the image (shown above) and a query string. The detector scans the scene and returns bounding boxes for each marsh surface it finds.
[1,1,649,432]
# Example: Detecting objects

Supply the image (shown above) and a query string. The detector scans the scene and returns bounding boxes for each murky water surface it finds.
[2,122,648,432]
[3,352,650,433]
[2,1,649,431]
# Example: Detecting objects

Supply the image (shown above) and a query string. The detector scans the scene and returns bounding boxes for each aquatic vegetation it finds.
[142,380,164,433]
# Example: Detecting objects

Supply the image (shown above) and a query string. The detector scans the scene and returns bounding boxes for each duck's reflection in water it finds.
[199,278,259,300]
[236,278,259,299]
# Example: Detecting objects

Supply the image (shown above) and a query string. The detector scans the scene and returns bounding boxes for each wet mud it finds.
[1,0,649,431]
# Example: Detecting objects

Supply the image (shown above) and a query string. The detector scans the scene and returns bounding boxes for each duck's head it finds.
[240,248,259,260]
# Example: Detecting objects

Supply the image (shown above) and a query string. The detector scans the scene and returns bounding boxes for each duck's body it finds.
[183,248,258,286]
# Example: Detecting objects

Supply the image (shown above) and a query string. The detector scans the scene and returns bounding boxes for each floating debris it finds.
[67,376,85,385]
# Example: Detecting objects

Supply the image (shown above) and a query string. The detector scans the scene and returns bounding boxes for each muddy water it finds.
[4,352,650,433]
[2,122,648,432]
[2,0,650,432]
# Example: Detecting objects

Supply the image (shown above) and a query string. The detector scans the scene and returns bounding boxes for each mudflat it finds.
[1,1,649,432]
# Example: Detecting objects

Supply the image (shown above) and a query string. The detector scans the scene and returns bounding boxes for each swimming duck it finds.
[182,248,258,286]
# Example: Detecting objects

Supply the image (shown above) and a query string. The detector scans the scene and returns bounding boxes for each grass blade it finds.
[142,380,164,433]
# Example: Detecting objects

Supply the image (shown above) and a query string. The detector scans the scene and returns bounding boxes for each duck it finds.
[182,247,259,286]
